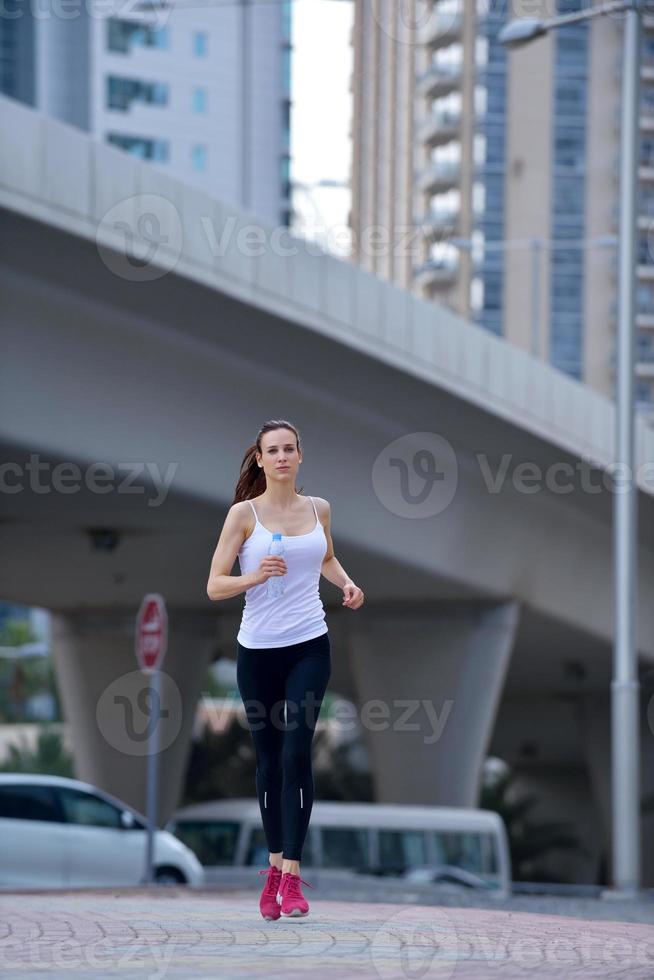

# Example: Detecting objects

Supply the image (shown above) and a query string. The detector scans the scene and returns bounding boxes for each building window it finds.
[281,97,291,153]
[282,43,291,99]
[281,153,291,201]
[192,31,208,56]
[107,19,169,54]
[107,76,168,112]
[192,87,208,113]
[555,80,586,117]
[107,133,169,162]
[641,84,654,115]
[638,235,654,265]
[191,144,208,171]
[553,127,585,170]
[281,0,292,42]
[636,284,654,313]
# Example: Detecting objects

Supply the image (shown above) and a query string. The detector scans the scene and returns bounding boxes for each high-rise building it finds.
[349,0,417,289]
[350,0,654,415]
[0,2,292,226]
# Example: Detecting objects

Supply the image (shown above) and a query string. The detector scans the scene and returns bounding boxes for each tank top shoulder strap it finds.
[247,499,258,523]
[309,495,319,521]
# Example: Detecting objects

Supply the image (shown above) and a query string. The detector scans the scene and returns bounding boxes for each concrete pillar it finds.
[346,599,520,806]
[51,608,218,823]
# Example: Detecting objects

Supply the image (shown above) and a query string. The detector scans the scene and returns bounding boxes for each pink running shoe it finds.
[276,871,315,917]
[258,866,283,921]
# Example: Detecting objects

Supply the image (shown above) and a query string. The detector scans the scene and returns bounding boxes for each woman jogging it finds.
[206,419,364,919]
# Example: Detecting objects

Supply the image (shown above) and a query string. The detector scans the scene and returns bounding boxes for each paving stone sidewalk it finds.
[0,887,652,979]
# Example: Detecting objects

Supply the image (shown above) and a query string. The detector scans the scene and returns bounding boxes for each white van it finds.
[166,798,511,895]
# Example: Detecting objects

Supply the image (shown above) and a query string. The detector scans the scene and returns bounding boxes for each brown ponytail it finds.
[232,419,304,504]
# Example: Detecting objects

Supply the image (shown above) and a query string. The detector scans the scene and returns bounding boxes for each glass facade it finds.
[0,1,34,104]
[473,0,508,337]
[548,0,589,380]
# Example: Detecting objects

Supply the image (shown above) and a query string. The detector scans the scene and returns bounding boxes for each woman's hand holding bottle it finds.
[254,556,288,584]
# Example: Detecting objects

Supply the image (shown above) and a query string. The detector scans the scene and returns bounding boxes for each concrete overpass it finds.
[1,94,653,884]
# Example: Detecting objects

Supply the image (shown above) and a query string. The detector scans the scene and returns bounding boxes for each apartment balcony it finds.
[642,64,654,84]
[639,162,654,182]
[418,206,460,240]
[413,257,459,289]
[416,160,460,194]
[616,99,654,132]
[415,64,462,100]
[637,263,654,280]
[417,110,461,147]
[611,195,654,228]
[419,13,463,49]
[613,337,654,382]
[612,293,654,328]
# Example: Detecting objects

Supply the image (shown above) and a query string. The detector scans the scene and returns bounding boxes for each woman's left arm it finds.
[317,498,365,609]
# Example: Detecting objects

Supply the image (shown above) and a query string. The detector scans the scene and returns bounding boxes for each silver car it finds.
[0,774,204,889]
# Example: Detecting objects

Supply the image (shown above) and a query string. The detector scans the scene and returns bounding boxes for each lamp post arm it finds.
[542,0,639,30]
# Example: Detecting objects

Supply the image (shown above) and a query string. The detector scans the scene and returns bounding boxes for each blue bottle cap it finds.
[272,532,282,539]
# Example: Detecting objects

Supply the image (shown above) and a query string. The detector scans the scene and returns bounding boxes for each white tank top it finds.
[236,495,329,648]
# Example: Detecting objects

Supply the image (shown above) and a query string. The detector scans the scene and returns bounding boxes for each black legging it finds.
[236,631,331,861]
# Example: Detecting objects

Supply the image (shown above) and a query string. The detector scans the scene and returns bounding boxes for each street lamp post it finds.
[500,3,642,897]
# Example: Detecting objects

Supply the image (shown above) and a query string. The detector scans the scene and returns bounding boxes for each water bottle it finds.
[266,532,285,598]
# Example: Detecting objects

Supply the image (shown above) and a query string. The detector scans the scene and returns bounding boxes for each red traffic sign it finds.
[135,594,167,673]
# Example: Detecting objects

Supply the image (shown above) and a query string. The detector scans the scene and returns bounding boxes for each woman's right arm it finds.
[206,504,262,601]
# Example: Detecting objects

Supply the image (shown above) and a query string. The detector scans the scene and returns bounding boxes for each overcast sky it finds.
[290,0,353,252]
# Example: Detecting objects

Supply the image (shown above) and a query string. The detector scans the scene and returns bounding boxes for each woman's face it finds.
[257,429,301,481]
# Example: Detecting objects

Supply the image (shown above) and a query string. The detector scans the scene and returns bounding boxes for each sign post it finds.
[135,593,168,886]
